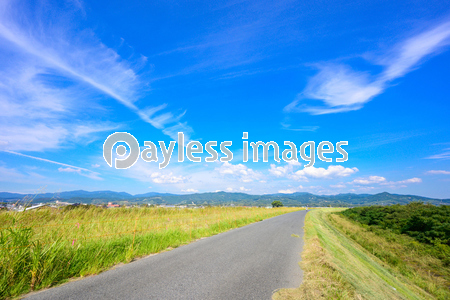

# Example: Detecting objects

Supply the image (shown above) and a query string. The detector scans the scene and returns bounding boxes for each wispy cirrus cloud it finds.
[285,20,450,115]
[0,0,192,152]
[426,170,450,175]
[280,122,319,132]
[58,167,101,180]
[425,148,450,160]
[3,150,102,180]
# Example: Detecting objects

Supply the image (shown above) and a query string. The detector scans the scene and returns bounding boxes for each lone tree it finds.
[271,200,283,207]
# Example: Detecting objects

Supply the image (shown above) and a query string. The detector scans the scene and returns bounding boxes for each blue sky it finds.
[0,0,449,198]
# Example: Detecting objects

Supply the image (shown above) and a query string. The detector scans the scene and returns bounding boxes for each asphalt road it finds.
[26,210,307,300]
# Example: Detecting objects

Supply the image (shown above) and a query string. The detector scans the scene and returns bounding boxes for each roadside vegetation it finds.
[274,208,360,300]
[339,203,450,299]
[0,205,300,299]
[341,202,450,250]
[274,206,450,300]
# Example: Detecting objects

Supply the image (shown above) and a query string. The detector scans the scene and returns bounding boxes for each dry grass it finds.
[273,209,359,300]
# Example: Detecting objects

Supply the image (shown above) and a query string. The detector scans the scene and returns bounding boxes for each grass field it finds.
[0,205,301,299]
[274,208,447,300]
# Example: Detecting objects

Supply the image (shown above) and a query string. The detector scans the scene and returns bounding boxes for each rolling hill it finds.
[0,190,448,207]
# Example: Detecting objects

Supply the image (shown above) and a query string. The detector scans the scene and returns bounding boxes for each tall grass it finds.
[0,206,301,299]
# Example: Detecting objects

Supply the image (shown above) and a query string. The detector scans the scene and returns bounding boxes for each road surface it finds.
[26,210,307,300]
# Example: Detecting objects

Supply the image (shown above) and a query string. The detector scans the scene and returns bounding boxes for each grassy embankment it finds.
[274,207,450,300]
[0,205,301,299]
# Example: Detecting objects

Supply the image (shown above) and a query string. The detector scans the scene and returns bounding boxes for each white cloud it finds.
[425,148,450,160]
[123,159,187,185]
[350,175,422,188]
[57,166,101,180]
[3,150,102,180]
[294,165,358,180]
[151,172,186,184]
[0,1,192,152]
[0,165,25,180]
[426,170,450,175]
[285,20,450,115]
[181,188,198,193]
[73,124,120,140]
[355,186,376,192]
[58,167,81,173]
[281,123,319,132]
[380,21,450,81]
[0,165,54,186]
[330,184,346,188]
[352,176,386,185]
[269,163,357,181]
[395,177,422,184]
[216,162,263,183]
[379,177,422,187]
[278,189,296,194]
[0,124,69,152]
[239,186,250,192]
[286,65,383,114]
[5,150,88,170]
[269,164,294,177]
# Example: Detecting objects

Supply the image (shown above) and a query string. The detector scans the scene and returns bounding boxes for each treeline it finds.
[341,202,450,246]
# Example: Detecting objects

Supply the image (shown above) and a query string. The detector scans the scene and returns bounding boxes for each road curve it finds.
[26,210,307,300]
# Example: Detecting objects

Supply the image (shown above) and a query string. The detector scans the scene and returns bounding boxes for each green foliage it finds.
[330,211,450,299]
[272,200,283,207]
[340,202,450,270]
[341,202,450,245]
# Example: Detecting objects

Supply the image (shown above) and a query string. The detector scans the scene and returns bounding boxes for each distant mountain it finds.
[133,192,176,198]
[0,190,133,201]
[0,190,448,207]
[0,192,27,199]
[56,190,133,200]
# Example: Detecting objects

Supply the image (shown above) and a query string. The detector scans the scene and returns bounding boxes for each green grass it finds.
[274,208,440,300]
[333,210,450,299]
[0,206,301,299]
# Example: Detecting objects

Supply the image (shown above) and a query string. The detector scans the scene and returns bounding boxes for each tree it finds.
[272,200,283,207]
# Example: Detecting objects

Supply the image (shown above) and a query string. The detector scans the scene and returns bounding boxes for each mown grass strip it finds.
[274,209,359,300]
[274,208,436,300]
